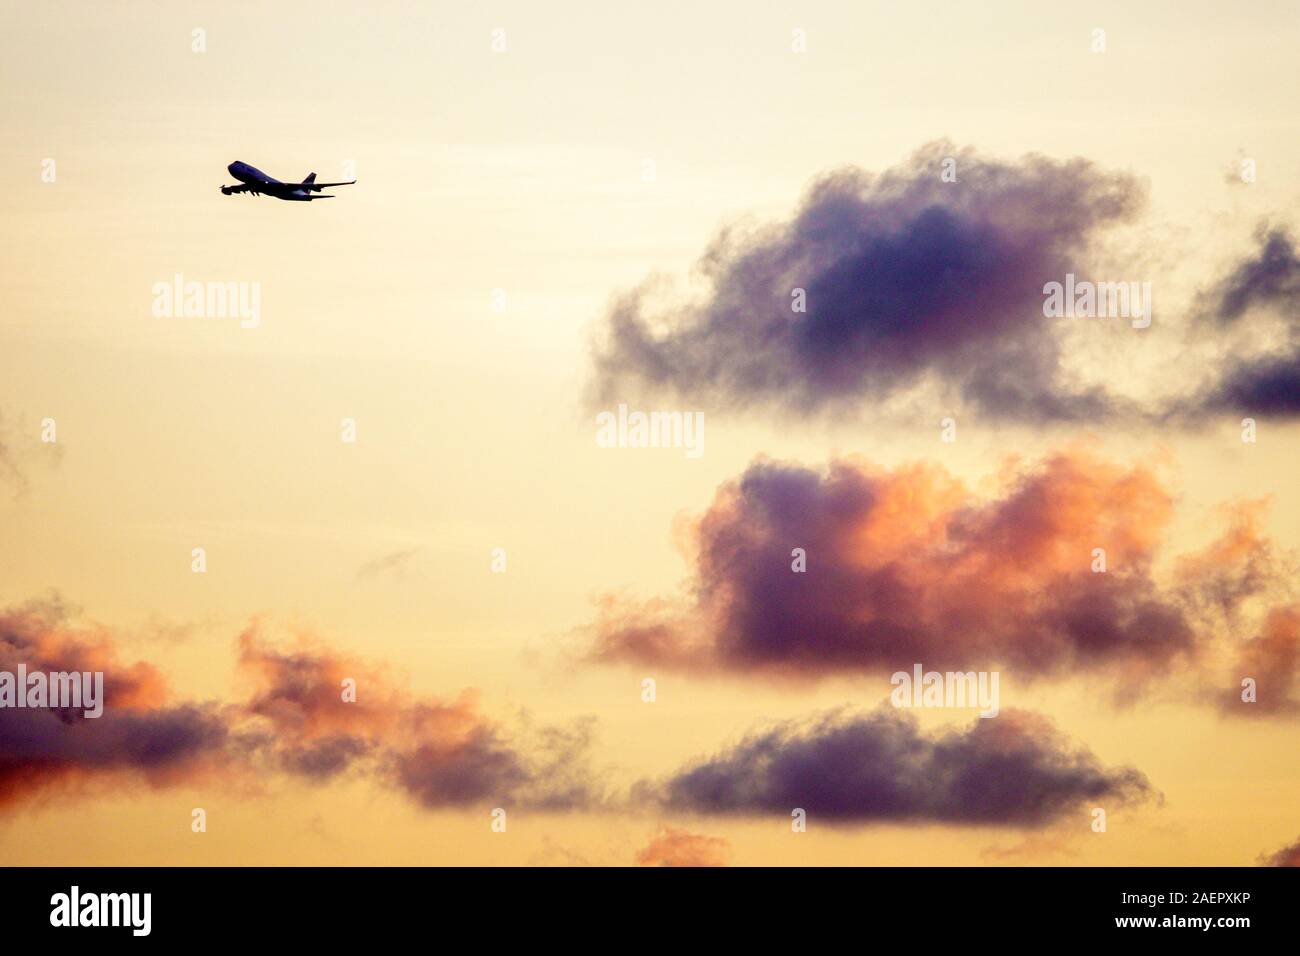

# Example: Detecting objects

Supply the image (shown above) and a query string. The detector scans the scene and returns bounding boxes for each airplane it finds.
[220,161,355,201]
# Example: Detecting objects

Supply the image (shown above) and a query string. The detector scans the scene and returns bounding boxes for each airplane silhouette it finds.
[220,161,356,201]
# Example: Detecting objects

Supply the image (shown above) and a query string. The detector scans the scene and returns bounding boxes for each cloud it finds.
[1204,355,1300,416]
[1259,834,1300,866]
[589,140,1146,422]
[0,601,231,806]
[637,706,1153,826]
[0,599,1171,832]
[388,714,599,810]
[235,626,395,780]
[979,830,1081,862]
[0,602,601,812]
[1173,500,1281,618]
[589,450,1271,691]
[634,826,730,866]
[1220,605,1300,717]
[236,625,602,809]
[0,413,29,495]
[528,837,599,867]
[356,548,421,581]
[1191,226,1300,417]
[1199,226,1300,324]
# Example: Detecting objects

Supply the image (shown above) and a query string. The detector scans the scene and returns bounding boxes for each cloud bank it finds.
[0,603,599,812]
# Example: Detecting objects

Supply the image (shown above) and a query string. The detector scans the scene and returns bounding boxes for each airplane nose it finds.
[227,162,240,175]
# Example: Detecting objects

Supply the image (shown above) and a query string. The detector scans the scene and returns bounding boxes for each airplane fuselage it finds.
[225,161,313,201]
[219,160,354,200]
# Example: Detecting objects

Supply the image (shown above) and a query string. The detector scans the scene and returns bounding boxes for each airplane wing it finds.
[303,180,356,191]
[220,184,256,195]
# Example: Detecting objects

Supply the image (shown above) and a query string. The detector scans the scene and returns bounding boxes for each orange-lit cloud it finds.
[0,605,600,812]
[1259,834,1300,866]
[1220,605,1300,716]
[0,600,230,807]
[635,826,730,866]
[589,450,1289,707]
[236,625,600,808]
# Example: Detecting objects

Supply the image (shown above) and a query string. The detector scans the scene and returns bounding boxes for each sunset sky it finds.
[2,0,1298,866]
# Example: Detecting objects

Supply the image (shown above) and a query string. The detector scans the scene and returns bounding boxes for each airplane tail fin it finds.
[303,172,318,189]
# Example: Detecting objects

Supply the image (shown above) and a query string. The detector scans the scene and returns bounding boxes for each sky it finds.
[1,0,1298,866]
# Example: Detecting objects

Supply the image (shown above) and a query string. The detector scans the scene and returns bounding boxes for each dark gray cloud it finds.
[589,140,1146,422]
[0,704,230,805]
[639,706,1153,826]
[1202,354,1300,416]
[1193,226,1300,417]
[388,719,599,810]
[277,733,374,779]
[1201,226,1300,324]
[389,730,530,806]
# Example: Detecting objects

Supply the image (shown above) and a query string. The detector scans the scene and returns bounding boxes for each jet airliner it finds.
[220,161,355,201]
